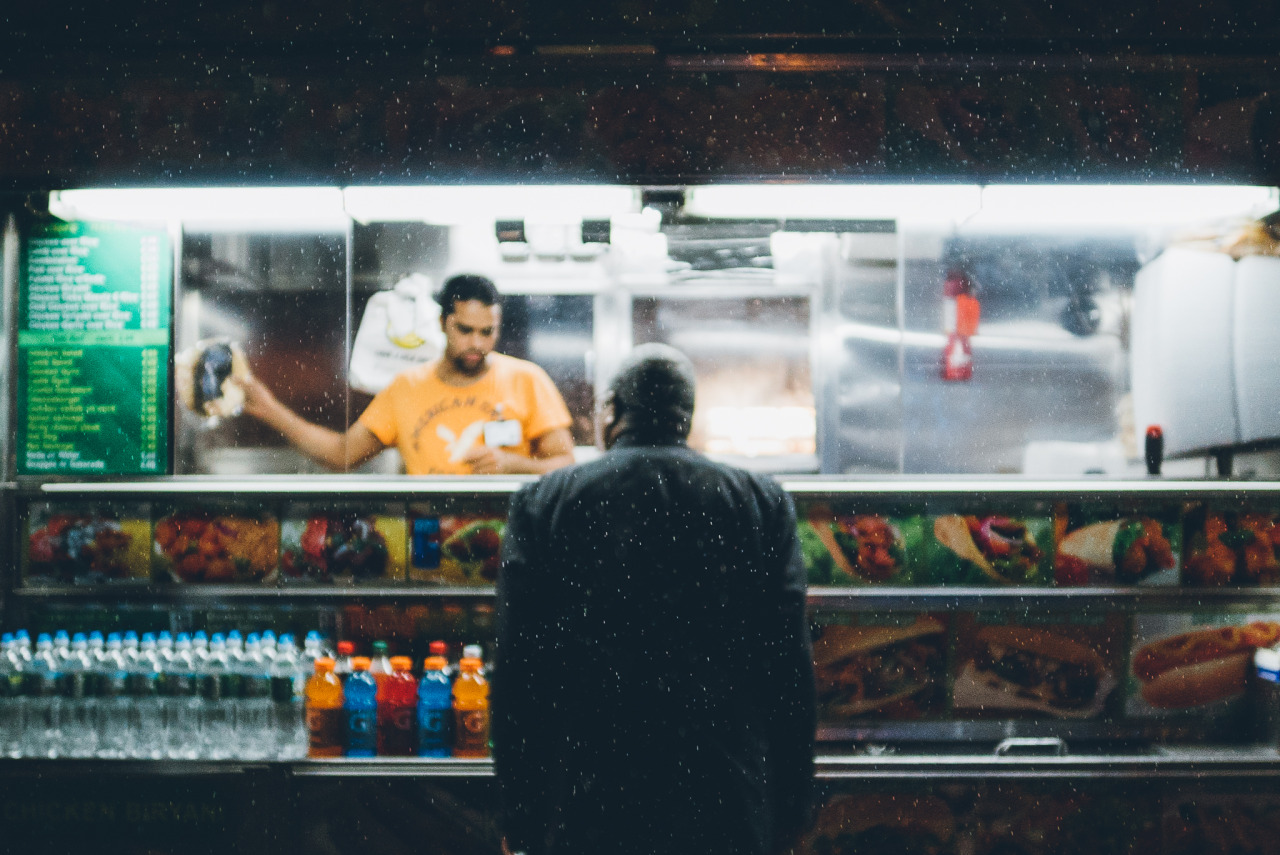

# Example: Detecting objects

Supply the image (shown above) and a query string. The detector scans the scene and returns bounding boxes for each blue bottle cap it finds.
[107,632,122,643]
[193,631,208,642]
[211,633,225,644]
[38,633,53,643]
[72,632,87,643]
[55,630,70,642]
[89,631,104,642]
[141,632,157,643]
[278,633,294,646]
[227,630,242,641]
[123,631,138,641]
[1,633,12,644]
[158,631,172,641]
[176,632,191,643]
[15,630,30,641]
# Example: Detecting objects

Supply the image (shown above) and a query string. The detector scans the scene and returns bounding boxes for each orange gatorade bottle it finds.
[305,657,344,757]
[451,654,490,758]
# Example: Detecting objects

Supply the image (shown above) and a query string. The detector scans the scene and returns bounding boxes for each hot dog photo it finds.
[1127,615,1280,715]
[928,512,1054,586]
[1053,503,1181,587]
[811,613,949,722]
[799,503,926,586]
[951,615,1123,719]
[1182,505,1280,587]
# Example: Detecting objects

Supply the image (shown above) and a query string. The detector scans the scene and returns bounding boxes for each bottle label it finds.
[454,708,490,755]
[242,675,270,699]
[417,706,451,752]
[100,673,126,700]
[346,708,377,754]
[0,674,21,699]
[377,704,415,755]
[57,672,86,700]
[270,675,295,704]
[306,706,344,755]
[125,673,157,698]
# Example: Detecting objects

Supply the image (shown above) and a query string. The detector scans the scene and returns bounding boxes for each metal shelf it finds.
[20,474,1280,501]
[807,585,1280,611]
[10,584,496,601]
[2,749,1277,780]
[16,584,1280,608]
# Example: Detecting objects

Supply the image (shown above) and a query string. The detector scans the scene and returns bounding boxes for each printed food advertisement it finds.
[798,782,1158,855]
[152,508,280,584]
[799,502,927,586]
[1182,504,1280,587]
[1126,613,1280,718]
[409,503,505,585]
[950,612,1124,719]
[811,612,950,723]
[927,509,1054,586]
[25,502,152,584]
[279,504,406,584]
[1053,502,1182,587]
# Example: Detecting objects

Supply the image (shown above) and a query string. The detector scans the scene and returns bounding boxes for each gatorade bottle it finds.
[428,640,455,681]
[417,653,453,757]
[451,654,489,758]
[304,658,344,758]
[333,641,355,684]
[344,657,378,757]
[377,656,417,756]
[370,641,393,689]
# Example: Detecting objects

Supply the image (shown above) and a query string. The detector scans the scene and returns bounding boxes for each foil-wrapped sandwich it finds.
[175,338,250,420]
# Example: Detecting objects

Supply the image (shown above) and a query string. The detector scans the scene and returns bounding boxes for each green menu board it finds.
[18,220,171,475]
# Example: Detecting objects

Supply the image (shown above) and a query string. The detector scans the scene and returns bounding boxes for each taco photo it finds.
[800,505,925,586]
[952,621,1119,719]
[812,615,948,720]
[929,514,1052,586]
[1054,505,1180,586]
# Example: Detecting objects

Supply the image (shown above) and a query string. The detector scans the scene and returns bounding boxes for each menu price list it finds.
[18,221,171,476]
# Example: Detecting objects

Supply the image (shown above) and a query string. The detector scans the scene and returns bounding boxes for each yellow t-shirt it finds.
[357,353,573,475]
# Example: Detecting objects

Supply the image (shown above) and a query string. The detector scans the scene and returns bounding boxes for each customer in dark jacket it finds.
[494,343,815,855]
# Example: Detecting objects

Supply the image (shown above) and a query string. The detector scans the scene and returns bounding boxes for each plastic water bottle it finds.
[377,656,418,756]
[25,633,63,758]
[260,630,278,663]
[61,633,98,758]
[237,634,272,760]
[417,652,453,757]
[303,631,323,665]
[199,634,235,760]
[270,634,306,759]
[97,633,131,759]
[163,633,201,759]
[344,657,377,757]
[129,633,165,759]
[0,634,26,758]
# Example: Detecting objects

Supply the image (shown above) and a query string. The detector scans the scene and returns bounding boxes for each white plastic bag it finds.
[348,274,445,394]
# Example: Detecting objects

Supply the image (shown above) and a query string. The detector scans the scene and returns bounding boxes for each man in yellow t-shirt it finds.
[240,274,575,475]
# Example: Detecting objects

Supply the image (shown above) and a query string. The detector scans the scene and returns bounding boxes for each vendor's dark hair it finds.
[608,343,697,440]
[436,274,500,319]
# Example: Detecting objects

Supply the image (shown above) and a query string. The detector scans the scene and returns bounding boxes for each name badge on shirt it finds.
[484,419,523,448]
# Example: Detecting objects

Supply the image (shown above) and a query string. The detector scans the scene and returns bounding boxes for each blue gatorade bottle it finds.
[344,657,377,757]
[416,653,453,757]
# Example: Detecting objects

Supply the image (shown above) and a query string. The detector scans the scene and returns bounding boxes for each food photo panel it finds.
[950,611,1126,720]
[408,500,507,586]
[1125,612,1280,719]
[797,501,928,586]
[151,502,280,584]
[1053,501,1182,587]
[1181,503,1280,587]
[925,503,1055,586]
[279,502,407,585]
[811,611,951,725]
[24,501,152,585]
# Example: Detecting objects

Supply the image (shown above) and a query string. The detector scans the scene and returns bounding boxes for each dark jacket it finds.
[494,433,816,855]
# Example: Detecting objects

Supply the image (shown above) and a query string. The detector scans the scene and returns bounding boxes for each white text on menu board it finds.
[25,234,164,331]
